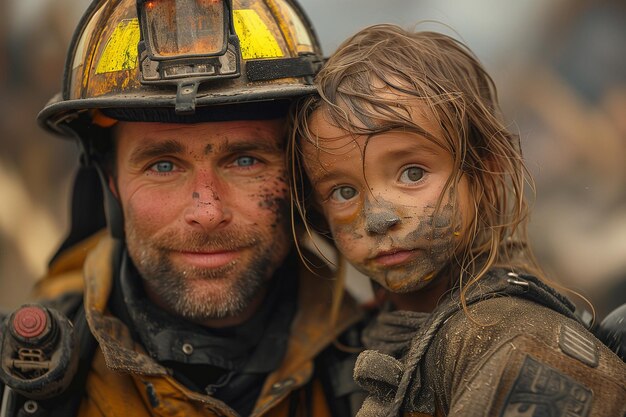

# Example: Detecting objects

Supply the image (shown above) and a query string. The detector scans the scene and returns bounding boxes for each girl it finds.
[290,24,625,417]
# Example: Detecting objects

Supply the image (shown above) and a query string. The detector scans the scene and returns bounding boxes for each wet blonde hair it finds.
[290,24,550,313]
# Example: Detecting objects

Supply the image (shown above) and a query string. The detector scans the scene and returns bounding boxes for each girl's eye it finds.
[331,186,358,202]
[399,166,425,183]
[234,156,259,167]
[150,161,175,173]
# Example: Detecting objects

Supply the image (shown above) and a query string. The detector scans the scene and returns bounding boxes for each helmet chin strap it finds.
[93,164,125,240]
[69,122,126,241]
[47,123,123,265]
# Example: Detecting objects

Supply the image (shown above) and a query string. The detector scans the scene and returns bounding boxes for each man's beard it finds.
[126,226,284,321]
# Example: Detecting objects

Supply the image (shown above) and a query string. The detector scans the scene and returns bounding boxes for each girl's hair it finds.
[289,24,549,314]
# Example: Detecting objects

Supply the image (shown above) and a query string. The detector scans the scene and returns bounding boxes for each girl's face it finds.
[302,106,474,293]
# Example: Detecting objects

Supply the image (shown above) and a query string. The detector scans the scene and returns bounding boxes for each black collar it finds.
[109,247,298,372]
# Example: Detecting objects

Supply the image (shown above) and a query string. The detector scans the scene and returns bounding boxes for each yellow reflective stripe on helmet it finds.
[282,4,314,51]
[96,19,140,74]
[233,9,284,59]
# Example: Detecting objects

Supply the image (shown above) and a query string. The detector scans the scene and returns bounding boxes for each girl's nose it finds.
[365,211,401,235]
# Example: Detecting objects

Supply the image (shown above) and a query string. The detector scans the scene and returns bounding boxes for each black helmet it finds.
[38,0,322,135]
[38,0,323,256]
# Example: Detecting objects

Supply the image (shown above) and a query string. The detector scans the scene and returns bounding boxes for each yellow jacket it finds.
[36,232,363,417]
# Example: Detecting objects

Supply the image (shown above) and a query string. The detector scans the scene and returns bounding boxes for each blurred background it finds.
[1,0,625,320]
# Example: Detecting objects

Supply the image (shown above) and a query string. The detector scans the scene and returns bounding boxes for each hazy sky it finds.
[9,0,563,66]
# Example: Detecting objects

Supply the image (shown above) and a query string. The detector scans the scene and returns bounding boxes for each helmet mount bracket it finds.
[175,80,200,114]
[136,0,242,106]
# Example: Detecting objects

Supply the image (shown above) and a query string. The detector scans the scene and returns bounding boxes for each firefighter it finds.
[0,0,364,415]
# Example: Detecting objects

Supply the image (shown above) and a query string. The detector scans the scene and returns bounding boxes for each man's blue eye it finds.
[152,161,174,172]
[235,156,258,167]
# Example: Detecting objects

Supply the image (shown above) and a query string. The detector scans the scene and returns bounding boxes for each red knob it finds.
[12,306,48,339]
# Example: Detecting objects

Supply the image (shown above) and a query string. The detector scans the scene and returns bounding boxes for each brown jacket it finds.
[36,232,363,417]
[355,271,626,417]
[422,296,626,416]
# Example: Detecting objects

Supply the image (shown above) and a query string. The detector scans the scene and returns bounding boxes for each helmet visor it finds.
[142,0,226,58]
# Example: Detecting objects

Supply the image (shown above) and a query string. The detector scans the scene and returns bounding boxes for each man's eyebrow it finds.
[129,139,185,165]
[221,140,283,153]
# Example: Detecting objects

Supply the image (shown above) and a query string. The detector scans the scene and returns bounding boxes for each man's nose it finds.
[184,179,231,230]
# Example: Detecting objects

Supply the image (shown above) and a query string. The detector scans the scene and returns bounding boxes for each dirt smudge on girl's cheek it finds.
[406,203,455,254]
[330,220,364,253]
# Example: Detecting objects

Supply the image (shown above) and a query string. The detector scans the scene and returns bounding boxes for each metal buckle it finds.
[506,272,529,289]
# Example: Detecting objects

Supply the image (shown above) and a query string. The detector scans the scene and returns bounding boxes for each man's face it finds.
[113,119,291,322]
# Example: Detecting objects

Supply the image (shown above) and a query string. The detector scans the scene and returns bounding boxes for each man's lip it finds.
[369,248,419,267]
[173,249,241,269]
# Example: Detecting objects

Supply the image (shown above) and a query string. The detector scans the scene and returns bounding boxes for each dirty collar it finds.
[114,250,298,373]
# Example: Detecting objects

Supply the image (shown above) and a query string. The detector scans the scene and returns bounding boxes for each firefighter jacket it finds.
[354,269,626,417]
[34,232,364,417]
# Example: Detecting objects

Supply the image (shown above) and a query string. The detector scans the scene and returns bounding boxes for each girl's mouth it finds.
[370,248,419,267]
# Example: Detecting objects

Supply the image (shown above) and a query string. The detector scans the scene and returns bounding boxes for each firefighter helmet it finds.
[37,0,323,250]
[38,0,323,135]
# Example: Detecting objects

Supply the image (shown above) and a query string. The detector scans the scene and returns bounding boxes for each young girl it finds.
[290,25,625,417]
